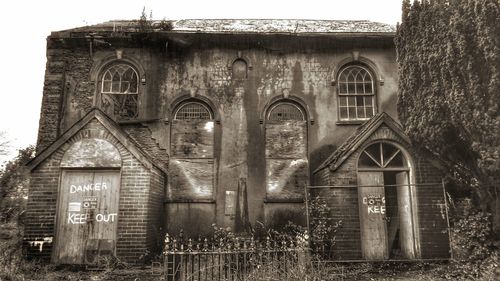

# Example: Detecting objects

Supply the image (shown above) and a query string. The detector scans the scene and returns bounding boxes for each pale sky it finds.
[0,0,402,164]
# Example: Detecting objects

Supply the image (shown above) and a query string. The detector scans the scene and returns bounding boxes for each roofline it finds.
[312,113,410,174]
[48,30,395,40]
[27,108,167,174]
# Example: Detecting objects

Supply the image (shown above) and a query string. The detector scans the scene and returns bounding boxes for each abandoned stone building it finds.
[24,19,450,264]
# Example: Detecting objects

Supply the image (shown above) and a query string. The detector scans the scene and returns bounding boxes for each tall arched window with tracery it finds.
[100,63,139,120]
[337,65,376,121]
[265,101,308,200]
[169,100,215,200]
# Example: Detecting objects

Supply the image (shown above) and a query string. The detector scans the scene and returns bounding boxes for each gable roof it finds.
[27,108,167,174]
[313,113,410,174]
[55,19,396,35]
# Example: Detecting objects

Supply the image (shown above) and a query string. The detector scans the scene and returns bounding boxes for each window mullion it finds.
[383,149,401,168]
[379,143,384,167]
[364,151,382,168]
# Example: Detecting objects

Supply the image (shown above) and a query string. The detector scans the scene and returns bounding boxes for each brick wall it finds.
[26,119,166,264]
[313,155,362,260]
[413,153,450,259]
[24,152,62,259]
[146,167,166,257]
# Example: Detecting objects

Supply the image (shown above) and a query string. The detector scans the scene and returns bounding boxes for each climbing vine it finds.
[395,0,499,236]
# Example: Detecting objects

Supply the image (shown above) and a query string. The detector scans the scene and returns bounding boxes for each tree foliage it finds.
[395,0,500,235]
[0,146,35,222]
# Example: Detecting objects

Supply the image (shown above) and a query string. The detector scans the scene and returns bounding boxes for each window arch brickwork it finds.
[100,63,139,120]
[338,65,376,121]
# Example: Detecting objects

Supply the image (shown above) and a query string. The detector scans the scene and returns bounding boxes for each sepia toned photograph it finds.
[0,0,498,280]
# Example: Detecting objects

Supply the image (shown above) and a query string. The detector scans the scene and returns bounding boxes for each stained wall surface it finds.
[37,31,397,236]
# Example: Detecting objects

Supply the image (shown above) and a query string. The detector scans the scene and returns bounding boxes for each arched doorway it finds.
[53,138,121,264]
[357,141,418,260]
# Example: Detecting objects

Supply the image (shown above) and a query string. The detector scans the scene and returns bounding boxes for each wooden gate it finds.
[53,170,120,264]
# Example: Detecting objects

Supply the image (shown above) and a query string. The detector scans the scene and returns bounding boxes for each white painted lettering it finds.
[68,182,109,193]
[95,213,117,223]
[381,206,386,215]
[68,213,88,224]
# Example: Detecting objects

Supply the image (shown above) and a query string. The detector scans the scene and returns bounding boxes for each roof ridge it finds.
[54,19,396,35]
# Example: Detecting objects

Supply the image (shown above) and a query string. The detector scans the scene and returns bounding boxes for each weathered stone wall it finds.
[37,43,94,151]
[36,34,398,235]
[159,45,397,232]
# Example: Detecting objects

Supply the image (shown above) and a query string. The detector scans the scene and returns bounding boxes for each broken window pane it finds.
[100,64,140,120]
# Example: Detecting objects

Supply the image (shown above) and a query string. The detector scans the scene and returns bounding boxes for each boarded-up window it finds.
[170,101,215,200]
[265,102,308,200]
[100,64,139,120]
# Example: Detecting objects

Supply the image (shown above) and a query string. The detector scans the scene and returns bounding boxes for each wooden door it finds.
[53,170,120,264]
[358,171,389,260]
[396,172,416,259]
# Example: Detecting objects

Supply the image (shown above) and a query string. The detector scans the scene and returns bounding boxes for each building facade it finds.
[24,19,450,264]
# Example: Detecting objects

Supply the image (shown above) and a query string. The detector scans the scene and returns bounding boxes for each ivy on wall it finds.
[395,0,499,235]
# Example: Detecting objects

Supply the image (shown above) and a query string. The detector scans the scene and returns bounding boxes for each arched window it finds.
[169,100,215,200]
[338,65,376,121]
[267,102,305,121]
[174,102,213,120]
[358,142,407,169]
[232,59,248,80]
[265,101,308,200]
[100,63,139,120]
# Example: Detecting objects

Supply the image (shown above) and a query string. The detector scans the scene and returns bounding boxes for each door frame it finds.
[52,168,121,264]
[356,140,421,260]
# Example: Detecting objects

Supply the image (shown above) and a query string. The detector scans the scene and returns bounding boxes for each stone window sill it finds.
[264,198,304,203]
[336,120,365,125]
[164,199,216,204]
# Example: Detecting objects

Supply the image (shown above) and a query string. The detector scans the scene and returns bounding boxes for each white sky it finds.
[0,0,402,164]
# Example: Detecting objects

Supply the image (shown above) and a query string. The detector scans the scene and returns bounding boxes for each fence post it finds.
[296,230,310,279]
